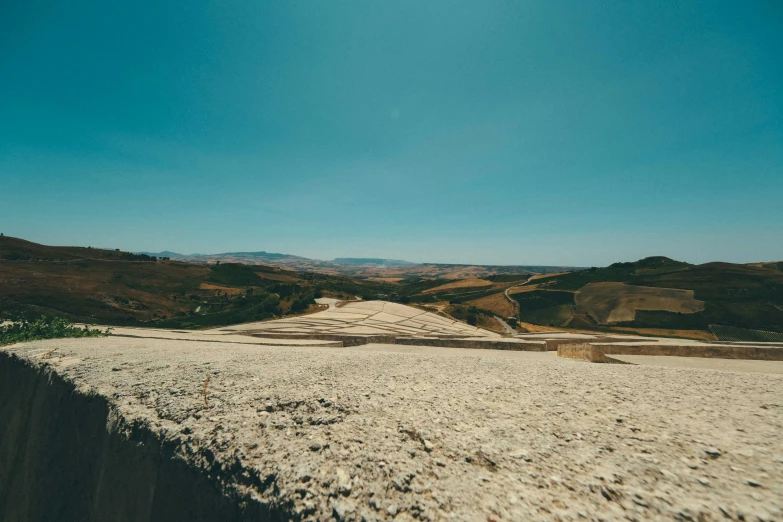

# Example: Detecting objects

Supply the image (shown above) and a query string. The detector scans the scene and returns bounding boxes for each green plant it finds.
[0,316,111,346]
[290,295,316,313]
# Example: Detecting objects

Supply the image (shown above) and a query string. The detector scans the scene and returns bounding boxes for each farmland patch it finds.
[466,292,516,318]
[575,282,704,324]
[422,278,493,294]
[709,324,783,342]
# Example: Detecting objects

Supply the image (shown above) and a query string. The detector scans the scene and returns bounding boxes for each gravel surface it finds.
[612,354,783,375]
[4,337,783,521]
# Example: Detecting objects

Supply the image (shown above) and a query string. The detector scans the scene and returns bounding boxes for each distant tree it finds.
[290,295,316,313]
[449,306,466,320]
[466,306,479,326]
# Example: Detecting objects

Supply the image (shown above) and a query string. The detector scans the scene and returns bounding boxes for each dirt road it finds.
[503,276,533,315]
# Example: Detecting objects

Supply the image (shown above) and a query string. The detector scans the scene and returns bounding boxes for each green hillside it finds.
[516,257,783,337]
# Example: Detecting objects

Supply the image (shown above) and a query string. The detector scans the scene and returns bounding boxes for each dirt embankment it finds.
[0,351,275,522]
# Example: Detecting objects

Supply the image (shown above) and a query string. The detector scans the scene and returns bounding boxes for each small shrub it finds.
[0,316,111,346]
[290,295,316,313]
[466,307,478,326]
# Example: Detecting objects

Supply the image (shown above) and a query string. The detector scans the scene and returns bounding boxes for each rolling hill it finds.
[395,255,783,340]
[1,236,564,329]
[0,236,392,327]
[507,257,783,340]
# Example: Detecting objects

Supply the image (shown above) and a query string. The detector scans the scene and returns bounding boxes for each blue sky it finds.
[1,1,781,266]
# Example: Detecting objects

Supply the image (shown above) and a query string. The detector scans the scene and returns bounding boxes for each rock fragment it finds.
[332,499,356,520]
[704,447,721,459]
[336,467,352,495]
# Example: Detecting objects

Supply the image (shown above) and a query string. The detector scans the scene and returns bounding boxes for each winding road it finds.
[493,315,515,335]
[503,275,534,316]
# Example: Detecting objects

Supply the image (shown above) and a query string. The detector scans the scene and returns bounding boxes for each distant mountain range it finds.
[137,250,308,262]
[136,250,580,278]
[138,251,416,266]
[333,258,417,267]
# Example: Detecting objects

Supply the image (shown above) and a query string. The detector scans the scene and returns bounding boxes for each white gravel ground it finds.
[4,337,782,521]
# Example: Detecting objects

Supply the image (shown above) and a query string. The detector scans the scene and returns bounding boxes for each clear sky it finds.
[1,1,781,266]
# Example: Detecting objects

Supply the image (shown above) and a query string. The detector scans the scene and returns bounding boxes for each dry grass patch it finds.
[477,315,504,334]
[575,282,705,324]
[255,272,299,283]
[422,278,493,294]
[467,292,516,318]
[409,301,451,314]
[529,272,569,281]
[518,322,564,333]
[199,283,243,295]
[507,284,540,295]
[366,277,405,284]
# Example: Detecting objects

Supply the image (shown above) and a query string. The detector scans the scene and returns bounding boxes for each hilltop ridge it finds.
[3,236,782,340]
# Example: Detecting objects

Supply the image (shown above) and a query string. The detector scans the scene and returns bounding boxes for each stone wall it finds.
[557,342,783,363]
[395,338,547,351]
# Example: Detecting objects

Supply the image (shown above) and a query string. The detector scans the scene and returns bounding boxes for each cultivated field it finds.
[365,277,405,284]
[709,324,783,342]
[528,271,569,282]
[199,283,243,295]
[466,291,516,317]
[254,271,300,283]
[421,278,493,294]
[575,282,705,324]
[507,284,541,295]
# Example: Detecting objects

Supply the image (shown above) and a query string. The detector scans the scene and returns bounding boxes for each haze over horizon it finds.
[2,1,782,266]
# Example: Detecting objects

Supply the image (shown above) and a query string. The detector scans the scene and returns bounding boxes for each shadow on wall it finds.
[0,353,284,522]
